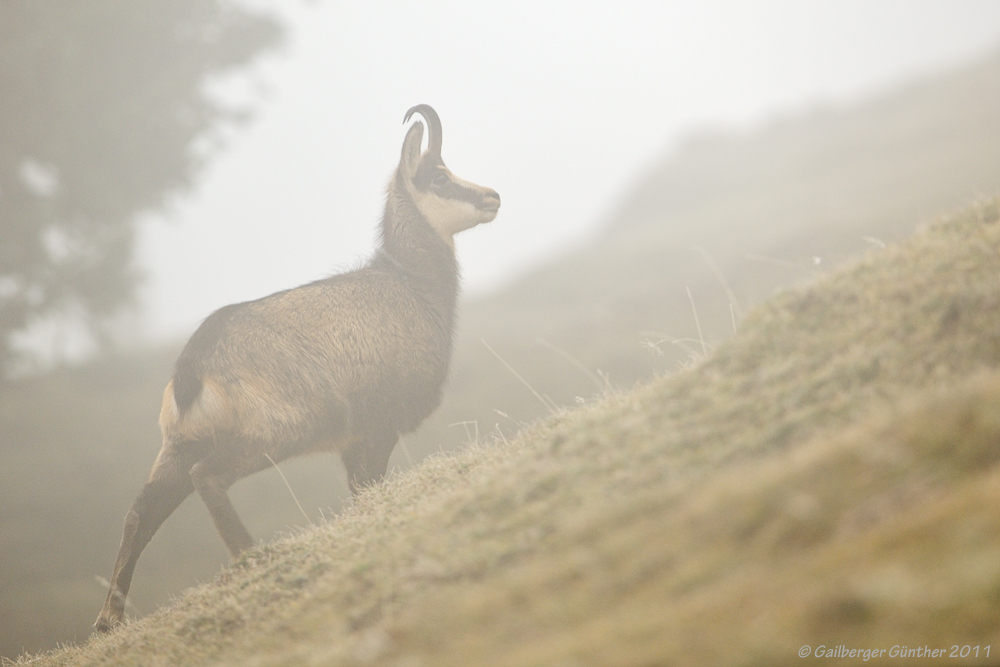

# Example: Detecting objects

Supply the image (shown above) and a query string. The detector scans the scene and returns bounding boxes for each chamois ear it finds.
[399,120,424,180]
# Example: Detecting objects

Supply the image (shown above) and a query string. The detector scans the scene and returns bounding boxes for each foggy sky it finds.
[133,0,1000,342]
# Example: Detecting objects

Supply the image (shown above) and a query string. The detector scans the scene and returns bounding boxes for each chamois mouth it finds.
[478,192,501,214]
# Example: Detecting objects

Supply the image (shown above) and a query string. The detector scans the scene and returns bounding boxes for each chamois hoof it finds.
[94,614,120,634]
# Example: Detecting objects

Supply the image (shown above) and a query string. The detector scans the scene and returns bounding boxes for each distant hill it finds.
[19,196,1000,667]
[409,49,1000,462]
[3,50,1000,658]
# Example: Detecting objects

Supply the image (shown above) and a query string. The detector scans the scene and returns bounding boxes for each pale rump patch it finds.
[158,379,179,434]
[159,376,235,443]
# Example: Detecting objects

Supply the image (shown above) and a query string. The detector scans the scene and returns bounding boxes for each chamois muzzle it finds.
[479,189,501,214]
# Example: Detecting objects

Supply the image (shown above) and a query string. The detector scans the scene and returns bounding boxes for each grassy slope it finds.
[19,200,1000,666]
[4,51,1000,658]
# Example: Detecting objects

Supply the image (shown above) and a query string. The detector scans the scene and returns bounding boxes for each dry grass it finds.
[7,55,1000,657]
[15,198,1000,666]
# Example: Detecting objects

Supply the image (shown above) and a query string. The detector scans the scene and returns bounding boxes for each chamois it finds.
[95,105,500,632]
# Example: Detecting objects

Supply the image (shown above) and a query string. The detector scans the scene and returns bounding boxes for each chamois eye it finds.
[432,173,449,187]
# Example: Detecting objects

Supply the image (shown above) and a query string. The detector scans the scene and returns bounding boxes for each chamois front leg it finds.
[342,432,398,495]
[95,455,195,632]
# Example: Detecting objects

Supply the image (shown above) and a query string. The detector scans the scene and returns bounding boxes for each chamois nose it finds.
[481,189,500,212]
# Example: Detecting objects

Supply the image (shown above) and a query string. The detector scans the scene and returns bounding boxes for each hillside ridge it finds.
[18,199,1000,666]
[6,51,1000,659]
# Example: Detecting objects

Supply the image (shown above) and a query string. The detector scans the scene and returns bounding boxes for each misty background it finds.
[4,0,1000,659]
[10,0,1000,362]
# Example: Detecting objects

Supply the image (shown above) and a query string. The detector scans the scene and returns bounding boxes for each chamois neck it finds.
[374,188,460,320]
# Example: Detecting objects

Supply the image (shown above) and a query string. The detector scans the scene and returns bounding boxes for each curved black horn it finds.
[403,104,442,158]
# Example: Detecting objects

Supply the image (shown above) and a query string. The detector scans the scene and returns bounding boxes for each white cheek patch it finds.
[401,176,479,242]
[401,169,493,244]
[415,191,480,239]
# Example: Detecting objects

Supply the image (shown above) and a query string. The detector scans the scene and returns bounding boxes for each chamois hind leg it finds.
[342,431,398,496]
[95,446,197,632]
[189,454,262,558]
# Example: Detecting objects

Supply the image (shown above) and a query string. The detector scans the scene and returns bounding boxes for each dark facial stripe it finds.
[438,178,488,206]
[414,162,487,206]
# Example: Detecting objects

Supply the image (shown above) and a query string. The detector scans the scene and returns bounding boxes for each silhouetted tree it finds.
[0,1,283,375]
